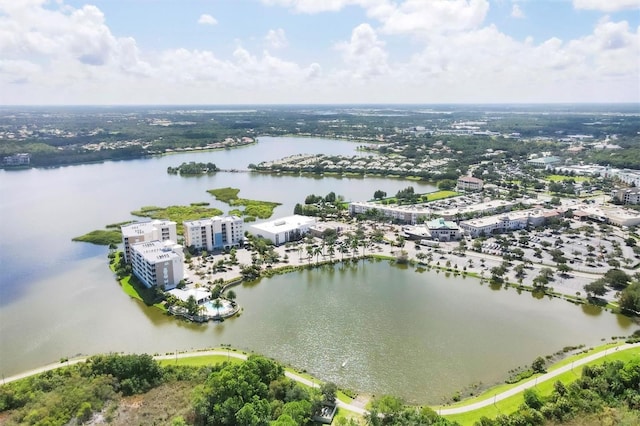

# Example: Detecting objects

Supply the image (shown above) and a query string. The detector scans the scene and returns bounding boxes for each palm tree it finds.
[350,237,359,258]
[212,298,223,317]
[339,242,349,261]
[328,244,336,261]
[313,246,323,265]
[305,245,314,264]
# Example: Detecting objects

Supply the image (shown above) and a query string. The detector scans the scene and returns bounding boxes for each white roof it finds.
[250,215,316,234]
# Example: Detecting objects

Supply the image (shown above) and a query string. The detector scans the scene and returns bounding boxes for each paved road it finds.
[438,342,640,416]
[4,344,638,417]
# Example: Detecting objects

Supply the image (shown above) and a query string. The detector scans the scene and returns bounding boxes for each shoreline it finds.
[3,341,639,419]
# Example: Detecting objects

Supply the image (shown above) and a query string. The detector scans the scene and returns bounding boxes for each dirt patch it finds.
[106,381,195,425]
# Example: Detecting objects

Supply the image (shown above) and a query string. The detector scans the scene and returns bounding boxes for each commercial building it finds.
[183,216,244,251]
[349,201,431,224]
[247,215,317,245]
[121,220,177,262]
[527,156,561,168]
[573,204,640,227]
[130,240,184,290]
[460,209,560,238]
[404,218,461,241]
[457,176,484,192]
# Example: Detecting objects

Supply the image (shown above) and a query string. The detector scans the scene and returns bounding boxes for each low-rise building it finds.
[426,218,461,241]
[349,201,431,224]
[527,156,561,168]
[121,220,177,262]
[247,215,317,245]
[460,209,560,237]
[457,176,484,192]
[309,221,349,238]
[130,240,184,290]
[613,188,640,205]
[183,216,244,251]
[573,204,640,227]
[2,153,30,166]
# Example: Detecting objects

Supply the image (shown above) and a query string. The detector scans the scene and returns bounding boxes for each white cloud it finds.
[260,0,368,14]
[371,0,490,36]
[197,14,217,25]
[0,0,637,104]
[335,23,389,79]
[511,4,525,18]
[265,28,288,49]
[573,0,640,12]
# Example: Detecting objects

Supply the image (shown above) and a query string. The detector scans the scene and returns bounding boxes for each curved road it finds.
[3,344,638,417]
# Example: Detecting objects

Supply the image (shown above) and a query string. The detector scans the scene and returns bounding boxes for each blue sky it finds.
[1,0,638,104]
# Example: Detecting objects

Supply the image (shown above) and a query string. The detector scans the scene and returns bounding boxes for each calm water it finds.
[0,136,634,402]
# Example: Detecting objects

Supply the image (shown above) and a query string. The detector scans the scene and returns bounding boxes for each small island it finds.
[167,161,219,175]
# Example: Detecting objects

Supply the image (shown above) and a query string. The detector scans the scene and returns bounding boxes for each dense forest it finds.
[1,352,640,425]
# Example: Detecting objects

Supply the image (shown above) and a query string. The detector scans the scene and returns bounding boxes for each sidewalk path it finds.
[4,344,637,417]
[2,349,368,415]
[439,342,640,415]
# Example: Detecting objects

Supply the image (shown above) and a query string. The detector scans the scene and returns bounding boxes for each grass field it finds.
[423,190,459,202]
[546,174,591,183]
[158,354,243,367]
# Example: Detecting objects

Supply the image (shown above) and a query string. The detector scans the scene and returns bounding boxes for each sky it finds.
[0,0,638,105]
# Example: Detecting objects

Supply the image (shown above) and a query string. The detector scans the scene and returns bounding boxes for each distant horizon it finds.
[1,102,638,107]
[1,1,638,105]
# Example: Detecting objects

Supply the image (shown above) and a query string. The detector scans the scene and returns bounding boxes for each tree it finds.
[437,179,456,191]
[523,388,543,410]
[584,279,608,298]
[373,190,387,200]
[320,382,338,403]
[531,356,546,374]
[185,295,199,316]
[226,290,236,302]
[618,282,640,313]
[557,263,572,277]
[604,268,631,289]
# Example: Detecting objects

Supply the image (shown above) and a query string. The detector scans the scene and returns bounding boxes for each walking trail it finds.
[3,343,639,417]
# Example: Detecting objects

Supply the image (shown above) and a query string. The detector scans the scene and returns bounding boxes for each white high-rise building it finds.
[130,240,184,290]
[121,220,177,262]
[183,216,244,251]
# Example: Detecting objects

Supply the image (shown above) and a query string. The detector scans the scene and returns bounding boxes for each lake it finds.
[0,136,634,402]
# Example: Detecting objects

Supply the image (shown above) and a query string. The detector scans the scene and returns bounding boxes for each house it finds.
[130,240,184,290]
[183,216,244,251]
[121,220,177,262]
[247,215,317,245]
[457,176,484,192]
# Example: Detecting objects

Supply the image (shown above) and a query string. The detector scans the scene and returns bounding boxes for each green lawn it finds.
[442,345,640,425]
[423,190,459,202]
[546,174,590,183]
[158,354,243,367]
